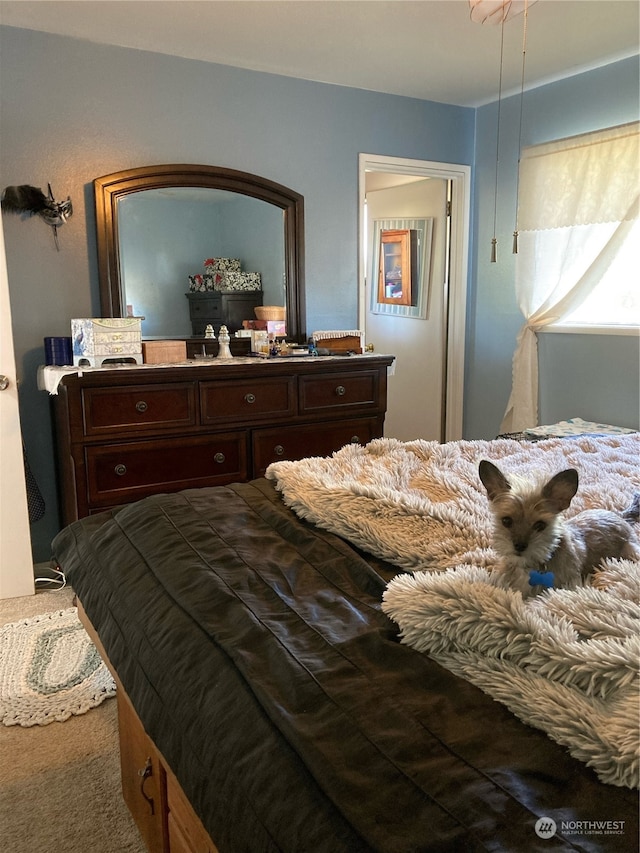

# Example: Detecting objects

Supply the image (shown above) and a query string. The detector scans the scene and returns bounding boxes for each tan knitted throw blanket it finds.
[267,434,640,788]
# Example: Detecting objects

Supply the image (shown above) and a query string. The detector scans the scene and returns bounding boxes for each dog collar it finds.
[529,570,554,589]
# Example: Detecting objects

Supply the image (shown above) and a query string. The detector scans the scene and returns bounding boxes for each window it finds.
[557,219,639,328]
[516,122,639,332]
[501,122,639,432]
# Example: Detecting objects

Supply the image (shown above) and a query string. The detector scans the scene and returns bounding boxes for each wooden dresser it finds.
[50,354,394,526]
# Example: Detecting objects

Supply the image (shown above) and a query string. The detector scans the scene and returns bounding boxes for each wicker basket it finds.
[254,305,286,321]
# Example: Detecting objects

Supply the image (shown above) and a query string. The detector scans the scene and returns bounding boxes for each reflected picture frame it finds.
[370,218,434,318]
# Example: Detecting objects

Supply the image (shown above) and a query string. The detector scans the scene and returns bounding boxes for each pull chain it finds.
[513,0,530,254]
[491,18,506,263]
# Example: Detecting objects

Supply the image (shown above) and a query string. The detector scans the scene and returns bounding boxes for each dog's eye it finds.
[501,517,513,528]
[533,520,547,532]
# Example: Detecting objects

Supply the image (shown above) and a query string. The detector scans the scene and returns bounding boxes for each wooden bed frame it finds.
[78,601,218,853]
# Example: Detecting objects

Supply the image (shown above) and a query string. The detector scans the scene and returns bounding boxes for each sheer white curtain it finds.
[500,122,640,433]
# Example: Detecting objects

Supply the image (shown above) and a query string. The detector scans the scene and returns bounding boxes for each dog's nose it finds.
[514,541,528,554]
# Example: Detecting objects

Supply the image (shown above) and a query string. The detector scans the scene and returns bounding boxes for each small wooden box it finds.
[324,336,363,353]
[311,332,364,354]
[142,340,187,364]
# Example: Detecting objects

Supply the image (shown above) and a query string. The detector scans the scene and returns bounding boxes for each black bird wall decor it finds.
[1,183,73,250]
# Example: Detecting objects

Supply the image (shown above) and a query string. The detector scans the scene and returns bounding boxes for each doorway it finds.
[358,155,470,442]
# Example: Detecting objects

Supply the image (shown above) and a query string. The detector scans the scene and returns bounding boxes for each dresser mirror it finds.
[94,164,306,341]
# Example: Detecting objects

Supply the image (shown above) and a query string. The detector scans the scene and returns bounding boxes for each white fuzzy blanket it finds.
[267,434,640,787]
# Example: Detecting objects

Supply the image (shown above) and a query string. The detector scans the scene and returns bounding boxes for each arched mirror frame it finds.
[94,164,306,342]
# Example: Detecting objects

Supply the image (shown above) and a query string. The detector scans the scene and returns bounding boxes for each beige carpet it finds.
[0,587,146,853]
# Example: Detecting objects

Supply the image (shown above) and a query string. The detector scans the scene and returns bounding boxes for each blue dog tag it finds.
[529,570,554,589]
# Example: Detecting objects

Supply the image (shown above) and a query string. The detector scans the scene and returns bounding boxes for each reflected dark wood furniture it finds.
[51,355,393,526]
[184,337,251,359]
[186,290,263,335]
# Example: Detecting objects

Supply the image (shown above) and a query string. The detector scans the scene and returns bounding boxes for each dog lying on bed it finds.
[479,459,640,597]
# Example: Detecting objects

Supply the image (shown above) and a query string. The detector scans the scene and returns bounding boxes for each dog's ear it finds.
[478,460,511,501]
[542,468,579,512]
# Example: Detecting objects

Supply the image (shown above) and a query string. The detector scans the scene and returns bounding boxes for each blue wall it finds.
[0,26,638,561]
[0,26,473,560]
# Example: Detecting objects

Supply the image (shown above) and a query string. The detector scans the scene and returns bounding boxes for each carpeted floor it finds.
[0,586,146,853]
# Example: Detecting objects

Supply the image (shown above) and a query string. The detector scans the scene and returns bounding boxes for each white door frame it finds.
[358,154,470,442]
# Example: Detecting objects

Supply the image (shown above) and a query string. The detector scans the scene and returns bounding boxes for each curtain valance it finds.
[518,122,639,231]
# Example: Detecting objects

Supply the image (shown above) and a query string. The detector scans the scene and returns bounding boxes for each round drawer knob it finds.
[350,436,361,444]
[214,452,225,464]
[114,464,127,476]
[274,445,285,456]
[335,385,346,396]
[244,393,256,404]
[135,400,148,413]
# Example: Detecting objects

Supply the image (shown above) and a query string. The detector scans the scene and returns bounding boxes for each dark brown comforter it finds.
[52,479,638,853]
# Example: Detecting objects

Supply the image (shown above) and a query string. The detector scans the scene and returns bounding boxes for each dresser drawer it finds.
[167,771,218,853]
[168,814,196,853]
[298,371,380,415]
[117,693,165,853]
[85,433,247,506]
[252,418,380,476]
[188,295,223,320]
[52,355,393,525]
[82,384,196,436]
[200,377,295,424]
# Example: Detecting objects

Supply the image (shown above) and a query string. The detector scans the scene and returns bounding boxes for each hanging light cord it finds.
[513,0,529,254]
[491,18,506,263]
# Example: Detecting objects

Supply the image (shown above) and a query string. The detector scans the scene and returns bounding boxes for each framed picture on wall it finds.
[370,218,433,318]
[377,229,418,306]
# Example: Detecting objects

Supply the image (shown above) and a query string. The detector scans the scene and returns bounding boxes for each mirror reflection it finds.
[94,164,305,342]
[118,187,285,338]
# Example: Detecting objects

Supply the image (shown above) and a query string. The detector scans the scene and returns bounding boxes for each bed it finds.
[51,433,640,853]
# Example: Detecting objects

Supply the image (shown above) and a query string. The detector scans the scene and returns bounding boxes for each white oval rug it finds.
[0,607,116,726]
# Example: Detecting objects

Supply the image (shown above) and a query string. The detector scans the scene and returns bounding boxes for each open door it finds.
[0,223,35,598]
[359,155,470,442]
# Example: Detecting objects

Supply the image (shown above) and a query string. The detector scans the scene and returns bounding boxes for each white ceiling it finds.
[0,0,638,107]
